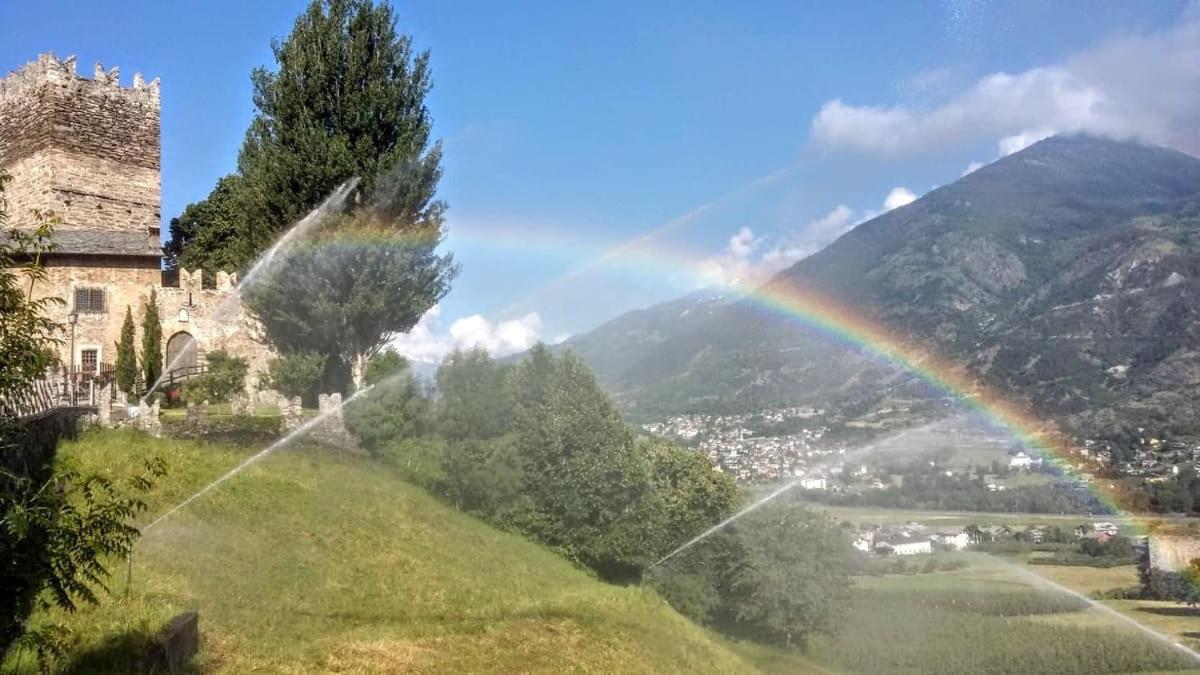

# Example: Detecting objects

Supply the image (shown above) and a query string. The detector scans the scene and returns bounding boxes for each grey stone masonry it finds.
[0,53,160,236]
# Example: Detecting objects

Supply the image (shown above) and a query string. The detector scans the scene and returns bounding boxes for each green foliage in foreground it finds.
[4,430,768,674]
[1,432,164,663]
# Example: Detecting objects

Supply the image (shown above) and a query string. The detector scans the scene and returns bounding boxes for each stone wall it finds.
[2,52,274,397]
[32,257,161,369]
[158,268,278,394]
[28,263,277,395]
[1149,533,1200,572]
[0,53,160,236]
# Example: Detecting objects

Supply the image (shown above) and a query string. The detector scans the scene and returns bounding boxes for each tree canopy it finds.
[174,0,457,391]
[170,0,442,275]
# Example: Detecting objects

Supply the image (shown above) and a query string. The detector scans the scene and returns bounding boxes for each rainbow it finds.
[308,216,1160,528]
[742,277,1138,519]
[429,224,1163,527]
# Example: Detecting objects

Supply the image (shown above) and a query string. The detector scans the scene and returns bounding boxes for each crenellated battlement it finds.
[0,52,160,104]
[175,267,241,293]
[0,51,161,235]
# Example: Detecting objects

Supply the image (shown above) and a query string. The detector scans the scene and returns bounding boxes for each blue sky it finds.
[2,1,1197,361]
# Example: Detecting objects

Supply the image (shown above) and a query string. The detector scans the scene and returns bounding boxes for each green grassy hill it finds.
[14,429,799,674]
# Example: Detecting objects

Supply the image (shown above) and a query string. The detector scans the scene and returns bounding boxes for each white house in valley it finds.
[877,538,933,556]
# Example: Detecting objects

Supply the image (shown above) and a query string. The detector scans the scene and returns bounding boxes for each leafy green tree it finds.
[632,436,741,620]
[262,351,326,402]
[441,435,526,517]
[114,306,138,393]
[1,454,166,660]
[642,437,740,553]
[165,175,247,277]
[243,182,455,391]
[718,503,853,647]
[140,288,162,388]
[182,350,248,403]
[435,348,515,441]
[509,345,655,581]
[344,354,432,454]
[177,0,457,390]
[236,0,440,257]
[362,349,408,386]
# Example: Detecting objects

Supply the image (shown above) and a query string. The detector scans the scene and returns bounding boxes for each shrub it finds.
[344,365,432,455]
[716,504,853,648]
[440,435,525,516]
[380,437,450,493]
[182,350,248,403]
[262,352,325,402]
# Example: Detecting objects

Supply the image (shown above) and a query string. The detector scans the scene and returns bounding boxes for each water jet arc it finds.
[141,384,374,533]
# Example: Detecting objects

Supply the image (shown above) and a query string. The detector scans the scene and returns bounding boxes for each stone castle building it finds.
[0,53,273,392]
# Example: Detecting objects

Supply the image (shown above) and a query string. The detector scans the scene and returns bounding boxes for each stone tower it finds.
[0,53,163,372]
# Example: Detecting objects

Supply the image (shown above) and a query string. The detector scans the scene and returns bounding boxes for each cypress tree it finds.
[114,307,138,393]
[141,288,163,388]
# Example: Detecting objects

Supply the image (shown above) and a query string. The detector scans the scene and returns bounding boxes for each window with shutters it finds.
[74,287,107,313]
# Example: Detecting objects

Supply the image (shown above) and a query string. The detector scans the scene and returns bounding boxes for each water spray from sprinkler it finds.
[142,382,375,534]
[984,554,1200,666]
[136,179,360,407]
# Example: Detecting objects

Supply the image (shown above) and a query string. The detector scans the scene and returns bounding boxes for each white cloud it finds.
[997,128,1056,156]
[961,161,984,176]
[697,226,773,287]
[810,13,1200,156]
[389,305,545,363]
[883,187,917,211]
[699,186,923,287]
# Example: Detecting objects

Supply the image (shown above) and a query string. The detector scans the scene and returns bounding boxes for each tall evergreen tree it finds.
[114,306,138,393]
[141,289,163,388]
[176,0,441,273]
[181,0,456,389]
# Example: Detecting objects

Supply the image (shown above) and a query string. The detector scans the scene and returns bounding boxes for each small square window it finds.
[74,287,107,314]
[80,349,98,374]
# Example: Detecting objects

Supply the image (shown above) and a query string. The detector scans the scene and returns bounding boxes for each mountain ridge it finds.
[559,135,1200,438]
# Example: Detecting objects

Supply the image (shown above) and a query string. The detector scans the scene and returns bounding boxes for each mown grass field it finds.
[804,502,1140,531]
[799,558,1200,674]
[5,429,792,674]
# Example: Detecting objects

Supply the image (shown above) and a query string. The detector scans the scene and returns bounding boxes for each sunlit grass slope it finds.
[24,429,780,674]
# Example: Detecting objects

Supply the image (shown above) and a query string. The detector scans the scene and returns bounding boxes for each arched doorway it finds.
[165,331,198,373]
